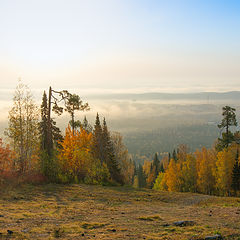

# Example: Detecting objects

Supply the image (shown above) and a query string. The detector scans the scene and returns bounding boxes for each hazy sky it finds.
[0,0,240,93]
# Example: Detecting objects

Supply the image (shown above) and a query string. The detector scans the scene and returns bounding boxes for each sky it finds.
[0,0,240,94]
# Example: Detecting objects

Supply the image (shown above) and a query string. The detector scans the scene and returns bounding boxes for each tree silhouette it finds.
[216,106,237,151]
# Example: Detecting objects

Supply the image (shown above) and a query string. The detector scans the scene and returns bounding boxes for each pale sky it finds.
[0,0,240,93]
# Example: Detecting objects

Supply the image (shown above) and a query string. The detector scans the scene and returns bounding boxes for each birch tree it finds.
[5,81,39,173]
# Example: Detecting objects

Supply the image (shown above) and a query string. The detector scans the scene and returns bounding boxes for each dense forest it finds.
[1,82,240,197]
[124,124,219,156]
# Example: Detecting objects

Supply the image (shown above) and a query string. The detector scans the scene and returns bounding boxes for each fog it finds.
[1,90,240,154]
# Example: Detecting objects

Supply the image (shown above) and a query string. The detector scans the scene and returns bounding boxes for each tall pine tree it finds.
[64,93,89,134]
[216,106,237,151]
[39,91,63,178]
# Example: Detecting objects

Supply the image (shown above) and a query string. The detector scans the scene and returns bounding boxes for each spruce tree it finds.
[82,116,92,133]
[231,149,240,194]
[172,149,177,161]
[153,153,160,177]
[137,164,146,188]
[133,160,137,176]
[102,117,109,162]
[92,113,103,162]
[39,91,63,155]
[39,91,63,177]
[39,91,48,152]
[39,91,49,175]
[102,117,123,184]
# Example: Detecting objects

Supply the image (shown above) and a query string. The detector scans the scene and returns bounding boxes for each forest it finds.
[0,81,240,197]
[0,81,134,187]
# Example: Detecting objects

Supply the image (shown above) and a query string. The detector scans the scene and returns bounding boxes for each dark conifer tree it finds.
[64,93,89,134]
[39,91,63,177]
[133,160,137,176]
[159,163,164,173]
[39,91,48,152]
[231,149,240,194]
[137,164,146,188]
[92,114,123,184]
[153,153,160,177]
[92,113,103,162]
[102,117,109,161]
[216,106,237,151]
[130,158,136,184]
[102,117,123,184]
[150,162,153,172]
[82,116,92,133]
[51,119,63,148]
[39,91,50,176]
[40,91,63,155]
[172,149,177,161]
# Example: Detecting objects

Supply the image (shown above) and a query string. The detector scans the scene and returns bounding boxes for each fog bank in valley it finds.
[1,90,240,155]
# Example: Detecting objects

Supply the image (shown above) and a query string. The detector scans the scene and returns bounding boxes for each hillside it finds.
[0,184,240,239]
[87,91,240,102]
[1,90,240,155]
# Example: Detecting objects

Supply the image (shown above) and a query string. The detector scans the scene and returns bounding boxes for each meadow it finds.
[0,184,240,239]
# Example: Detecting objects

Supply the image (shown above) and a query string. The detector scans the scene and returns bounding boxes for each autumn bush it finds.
[0,138,14,172]
[0,138,15,186]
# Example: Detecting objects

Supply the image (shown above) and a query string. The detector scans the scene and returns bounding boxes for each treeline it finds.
[0,81,134,186]
[1,82,240,197]
[134,106,240,196]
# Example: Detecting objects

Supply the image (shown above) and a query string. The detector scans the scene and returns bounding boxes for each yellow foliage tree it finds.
[58,126,93,181]
[58,125,110,184]
[195,147,216,194]
[5,81,40,173]
[165,159,180,191]
[153,172,167,191]
[215,146,236,196]
[180,154,197,192]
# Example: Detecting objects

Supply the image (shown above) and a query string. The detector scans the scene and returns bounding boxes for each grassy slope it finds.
[0,184,240,239]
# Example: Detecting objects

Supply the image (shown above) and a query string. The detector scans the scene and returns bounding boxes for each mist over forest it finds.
[1,89,240,159]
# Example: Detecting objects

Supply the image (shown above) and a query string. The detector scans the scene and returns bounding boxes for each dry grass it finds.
[0,184,240,239]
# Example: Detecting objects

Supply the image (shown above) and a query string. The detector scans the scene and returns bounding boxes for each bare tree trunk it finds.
[19,98,24,173]
[72,112,75,135]
[47,87,53,156]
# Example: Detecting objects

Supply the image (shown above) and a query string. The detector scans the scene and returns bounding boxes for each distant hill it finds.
[123,124,219,157]
[87,91,240,101]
